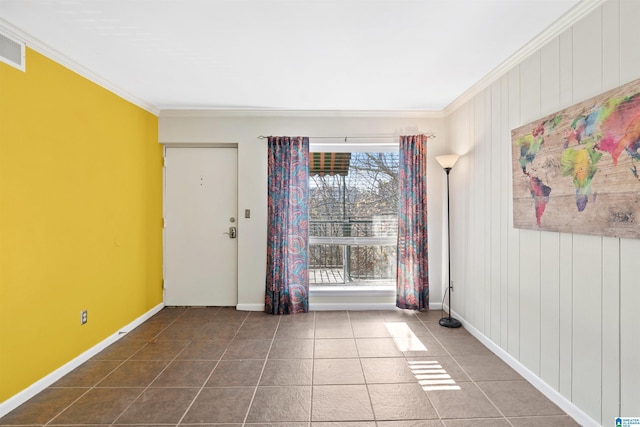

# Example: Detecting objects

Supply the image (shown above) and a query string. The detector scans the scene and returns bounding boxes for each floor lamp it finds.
[436,154,462,329]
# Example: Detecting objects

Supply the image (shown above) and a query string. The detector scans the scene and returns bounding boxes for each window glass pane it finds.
[309,152,398,286]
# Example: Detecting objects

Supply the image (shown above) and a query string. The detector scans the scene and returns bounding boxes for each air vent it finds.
[0,30,25,71]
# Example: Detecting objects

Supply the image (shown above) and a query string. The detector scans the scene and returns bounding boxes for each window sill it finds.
[309,284,395,298]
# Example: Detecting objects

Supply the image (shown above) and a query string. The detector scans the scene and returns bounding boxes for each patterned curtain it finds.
[265,136,310,314]
[396,135,429,310]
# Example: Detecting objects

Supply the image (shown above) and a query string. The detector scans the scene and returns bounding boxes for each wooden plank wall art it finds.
[512,78,640,239]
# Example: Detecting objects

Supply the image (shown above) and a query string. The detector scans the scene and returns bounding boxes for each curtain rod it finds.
[257,133,435,141]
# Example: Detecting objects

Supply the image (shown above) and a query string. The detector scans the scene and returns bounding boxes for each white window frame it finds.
[308,139,399,292]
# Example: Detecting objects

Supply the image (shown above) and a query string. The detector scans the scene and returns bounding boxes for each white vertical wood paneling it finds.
[507,66,521,359]
[559,30,573,109]
[539,230,560,388]
[453,104,472,322]
[450,103,471,322]
[518,227,542,376]
[602,0,620,92]
[619,0,640,84]
[454,0,640,425]
[540,38,561,116]
[500,74,510,349]
[571,8,604,424]
[473,92,487,330]
[539,38,561,390]
[601,237,620,421]
[620,238,640,416]
[571,234,603,423]
[619,0,640,418]
[572,8,604,102]
[449,2,640,423]
[490,81,502,344]
[558,232,573,399]
[518,51,542,376]
[519,51,542,124]
[558,29,574,401]
[484,87,493,338]
[601,1,621,423]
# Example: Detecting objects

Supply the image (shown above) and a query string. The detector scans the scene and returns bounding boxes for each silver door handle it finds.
[223,227,237,239]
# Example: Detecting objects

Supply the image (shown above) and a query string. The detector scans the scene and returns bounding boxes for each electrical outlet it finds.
[80,310,87,325]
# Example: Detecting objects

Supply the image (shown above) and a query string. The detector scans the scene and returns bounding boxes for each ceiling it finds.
[0,0,586,113]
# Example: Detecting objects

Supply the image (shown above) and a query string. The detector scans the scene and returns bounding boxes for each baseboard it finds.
[236,303,264,312]
[454,310,600,427]
[0,303,165,418]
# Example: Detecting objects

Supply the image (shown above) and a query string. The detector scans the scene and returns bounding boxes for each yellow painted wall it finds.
[0,48,163,402]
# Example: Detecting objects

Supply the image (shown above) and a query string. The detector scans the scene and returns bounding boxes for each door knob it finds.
[223,227,237,239]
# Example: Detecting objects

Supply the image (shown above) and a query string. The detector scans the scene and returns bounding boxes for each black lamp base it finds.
[439,317,462,328]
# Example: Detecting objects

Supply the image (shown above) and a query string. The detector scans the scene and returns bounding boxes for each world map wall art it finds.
[512,78,640,239]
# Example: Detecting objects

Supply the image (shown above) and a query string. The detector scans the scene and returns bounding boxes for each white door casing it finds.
[164,147,238,306]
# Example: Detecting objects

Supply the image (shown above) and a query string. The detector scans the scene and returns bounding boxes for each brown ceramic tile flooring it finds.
[0,307,580,426]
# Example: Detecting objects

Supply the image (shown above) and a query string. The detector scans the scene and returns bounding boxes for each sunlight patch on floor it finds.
[408,360,461,391]
[384,322,461,391]
[385,322,428,351]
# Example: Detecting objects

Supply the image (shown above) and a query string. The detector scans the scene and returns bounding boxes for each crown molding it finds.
[2,0,605,120]
[0,19,160,116]
[159,108,445,119]
[443,0,607,116]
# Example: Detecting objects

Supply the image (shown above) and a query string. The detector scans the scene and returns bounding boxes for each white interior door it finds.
[164,147,238,306]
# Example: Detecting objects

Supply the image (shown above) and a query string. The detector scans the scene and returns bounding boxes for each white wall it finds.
[158,113,448,310]
[446,0,640,424]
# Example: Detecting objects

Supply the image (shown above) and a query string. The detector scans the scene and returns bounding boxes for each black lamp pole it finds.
[439,166,461,328]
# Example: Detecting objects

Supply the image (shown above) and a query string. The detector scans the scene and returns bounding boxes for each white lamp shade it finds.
[435,154,460,169]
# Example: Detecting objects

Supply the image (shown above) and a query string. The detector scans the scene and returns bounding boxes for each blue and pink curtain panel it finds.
[265,136,310,314]
[396,135,429,311]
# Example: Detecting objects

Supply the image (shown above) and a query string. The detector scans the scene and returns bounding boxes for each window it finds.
[309,149,399,287]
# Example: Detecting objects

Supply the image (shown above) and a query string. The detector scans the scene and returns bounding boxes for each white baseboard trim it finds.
[236,303,264,312]
[454,310,600,427]
[0,303,165,418]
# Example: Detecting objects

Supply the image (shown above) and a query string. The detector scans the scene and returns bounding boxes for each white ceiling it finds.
[0,0,586,113]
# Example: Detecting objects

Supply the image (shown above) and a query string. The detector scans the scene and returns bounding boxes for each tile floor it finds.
[0,307,580,426]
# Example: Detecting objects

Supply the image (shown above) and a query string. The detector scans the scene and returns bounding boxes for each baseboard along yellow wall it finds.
[0,48,163,402]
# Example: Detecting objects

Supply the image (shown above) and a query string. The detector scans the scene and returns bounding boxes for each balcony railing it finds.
[309,217,397,286]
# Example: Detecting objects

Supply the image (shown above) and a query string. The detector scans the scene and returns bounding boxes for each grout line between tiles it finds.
[43,306,193,427]
[415,313,513,425]
[176,307,244,426]
[111,306,220,427]
[3,308,579,426]
[411,313,444,422]
[308,310,317,426]
[352,310,377,423]
[240,313,282,426]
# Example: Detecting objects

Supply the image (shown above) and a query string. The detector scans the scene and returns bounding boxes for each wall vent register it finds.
[0,30,25,71]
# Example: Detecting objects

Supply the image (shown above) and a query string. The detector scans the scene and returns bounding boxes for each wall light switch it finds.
[245,209,251,218]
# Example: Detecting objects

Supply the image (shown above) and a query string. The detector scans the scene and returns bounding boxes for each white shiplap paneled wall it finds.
[445,0,640,424]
